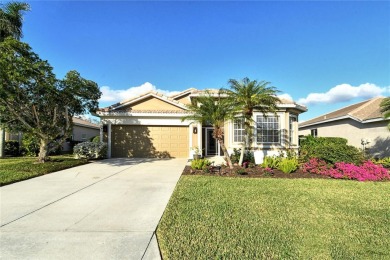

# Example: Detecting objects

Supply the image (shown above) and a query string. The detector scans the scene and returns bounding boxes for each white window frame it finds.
[289,115,298,145]
[233,119,245,143]
[256,115,280,144]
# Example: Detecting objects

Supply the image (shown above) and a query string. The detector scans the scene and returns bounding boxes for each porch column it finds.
[107,122,112,158]
[99,123,103,143]
[198,123,202,156]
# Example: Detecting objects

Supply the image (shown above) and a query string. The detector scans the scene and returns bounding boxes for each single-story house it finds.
[298,97,390,158]
[62,117,100,152]
[4,117,100,152]
[96,88,307,161]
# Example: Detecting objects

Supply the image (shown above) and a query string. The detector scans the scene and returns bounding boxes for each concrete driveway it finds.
[0,158,187,259]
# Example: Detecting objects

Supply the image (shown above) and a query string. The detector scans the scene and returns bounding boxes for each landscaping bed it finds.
[182,165,331,179]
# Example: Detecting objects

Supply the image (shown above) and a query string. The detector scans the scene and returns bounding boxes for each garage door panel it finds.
[112,125,189,158]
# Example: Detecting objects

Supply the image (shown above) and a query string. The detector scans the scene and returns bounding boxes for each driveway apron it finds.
[0,158,187,260]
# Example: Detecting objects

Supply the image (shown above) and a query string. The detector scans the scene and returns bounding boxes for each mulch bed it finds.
[182,165,331,179]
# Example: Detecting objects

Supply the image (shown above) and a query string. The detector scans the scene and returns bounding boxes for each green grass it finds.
[0,155,89,186]
[157,176,390,259]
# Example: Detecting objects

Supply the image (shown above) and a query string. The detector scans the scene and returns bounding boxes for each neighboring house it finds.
[5,117,100,152]
[62,117,100,152]
[298,97,390,158]
[96,88,307,160]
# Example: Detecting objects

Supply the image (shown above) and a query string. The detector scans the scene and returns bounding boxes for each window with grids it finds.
[233,119,245,143]
[289,116,297,145]
[256,116,280,144]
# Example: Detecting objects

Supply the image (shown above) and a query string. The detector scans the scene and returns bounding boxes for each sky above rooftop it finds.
[21,0,390,121]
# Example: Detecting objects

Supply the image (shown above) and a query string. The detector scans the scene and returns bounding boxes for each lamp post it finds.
[0,128,5,158]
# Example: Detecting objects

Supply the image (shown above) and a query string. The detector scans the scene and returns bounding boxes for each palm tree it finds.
[181,90,235,169]
[223,77,280,165]
[0,1,29,158]
[380,97,390,130]
[0,1,30,41]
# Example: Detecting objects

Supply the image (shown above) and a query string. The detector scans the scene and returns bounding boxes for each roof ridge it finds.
[170,88,197,98]
[102,90,188,111]
[308,101,366,121]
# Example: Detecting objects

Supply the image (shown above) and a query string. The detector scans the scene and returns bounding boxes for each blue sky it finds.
[20,1,390,121]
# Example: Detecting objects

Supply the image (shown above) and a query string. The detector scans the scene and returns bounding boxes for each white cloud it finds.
[99,82,181,103]
[298,83,389,105]
[278,93,293,102]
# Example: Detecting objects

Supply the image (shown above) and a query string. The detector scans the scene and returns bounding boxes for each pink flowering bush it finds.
[301,158,330,175]
[302,159,390,181]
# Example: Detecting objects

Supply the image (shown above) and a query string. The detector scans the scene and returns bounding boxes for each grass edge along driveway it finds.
[157,176,390,259]
[0,156,89,186]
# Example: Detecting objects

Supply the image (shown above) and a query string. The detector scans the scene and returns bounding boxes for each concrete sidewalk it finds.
[0,158,187,259]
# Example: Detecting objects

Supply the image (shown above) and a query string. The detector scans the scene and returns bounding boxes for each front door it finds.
[205,128,218,156]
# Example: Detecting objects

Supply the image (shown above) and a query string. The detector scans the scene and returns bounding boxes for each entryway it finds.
[204,127,222,156]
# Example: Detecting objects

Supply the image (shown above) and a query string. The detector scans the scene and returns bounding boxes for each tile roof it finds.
[97,88,307,113]
[299,97,387,127]
[98,91,187,112]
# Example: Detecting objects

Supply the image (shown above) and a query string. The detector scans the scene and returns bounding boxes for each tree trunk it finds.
[239,122,252,166]
[218,138,233,169]
[38,138,49,163]
[0,128,5,158]
[238,141,245,166]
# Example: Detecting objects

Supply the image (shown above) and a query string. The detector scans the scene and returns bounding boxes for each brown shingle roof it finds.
[73,117,100,129]
[299,97,386,127]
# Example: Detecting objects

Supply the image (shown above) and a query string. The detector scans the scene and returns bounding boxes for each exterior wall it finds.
[299,118,390,158]
[62,125,100,152]
[222,110,301,163]
[124,97,184,111]
[190,123,201,157]
[72,125,100,142]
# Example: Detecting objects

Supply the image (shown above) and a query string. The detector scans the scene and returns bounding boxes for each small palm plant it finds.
[223,77,280,165]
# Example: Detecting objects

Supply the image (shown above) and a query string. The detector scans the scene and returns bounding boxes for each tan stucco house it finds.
[299,97,390,158]
[96,88,307,161]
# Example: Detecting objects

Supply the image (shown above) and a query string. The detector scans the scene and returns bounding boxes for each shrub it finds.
[229,148,255,165]
[262,156,281,169]
[191,158,211,170]
[301,158,330,175]
[73,142,107,159]
[5,140,20,156]
[373,157,390,168]
[299,135,364,164]
[91,136,100,143]
[21,133,40,157]
[302,159,390,181]
[263,167,274,176]
[327,161,390,181]
[235,168,247,175]
[278,158,299,173]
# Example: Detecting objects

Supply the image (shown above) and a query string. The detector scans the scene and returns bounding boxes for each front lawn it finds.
[0,155,89,186]
[158,176,390,259]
